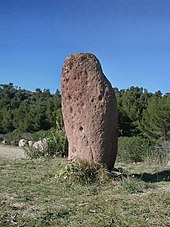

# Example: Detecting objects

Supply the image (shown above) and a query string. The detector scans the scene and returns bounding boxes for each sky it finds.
[0,0,170,94]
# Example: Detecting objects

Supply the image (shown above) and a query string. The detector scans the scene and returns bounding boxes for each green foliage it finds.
[122,180,143,193]
[0,130,35,145]
[1,83,170,145]
[0,83,61,134]
[24,146,44,159]
[56,160,111,185]
[55,108,64,131]
[115,86,151,136]
[140,95,170,141]
[47,130,68,158]
[115,87,170,142]
[118,136,152,163]
[24,130,68,159]
[152,141,170,165]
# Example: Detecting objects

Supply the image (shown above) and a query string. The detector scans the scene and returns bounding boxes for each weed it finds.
[122,179,144,193]
[118,136,152,163]
[24,130,68,159]
[55,159,111,185]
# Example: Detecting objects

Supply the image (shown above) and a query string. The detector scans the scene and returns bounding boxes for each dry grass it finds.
[0,158,169,226]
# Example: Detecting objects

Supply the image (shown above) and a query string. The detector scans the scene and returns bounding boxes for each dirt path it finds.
[0,144,26,159]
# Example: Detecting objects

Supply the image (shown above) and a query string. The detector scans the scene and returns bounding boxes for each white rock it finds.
[19,139,27,147]
[33,139,48,153]
[28,141,33,147]
[1,140,7,144]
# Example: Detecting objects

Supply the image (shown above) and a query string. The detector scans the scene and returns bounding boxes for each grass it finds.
[0,158,170,227]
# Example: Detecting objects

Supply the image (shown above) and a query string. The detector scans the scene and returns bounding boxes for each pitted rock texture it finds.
[61,53,118,169]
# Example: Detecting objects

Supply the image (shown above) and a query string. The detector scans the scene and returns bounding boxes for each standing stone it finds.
[61,53,118,169]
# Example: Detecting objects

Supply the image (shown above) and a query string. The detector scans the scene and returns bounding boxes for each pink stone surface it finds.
[61,53,118,169]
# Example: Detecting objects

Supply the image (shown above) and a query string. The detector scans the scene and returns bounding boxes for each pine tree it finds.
[140,95,170,141]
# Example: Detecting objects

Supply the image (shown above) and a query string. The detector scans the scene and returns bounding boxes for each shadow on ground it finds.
[131,170,170,183]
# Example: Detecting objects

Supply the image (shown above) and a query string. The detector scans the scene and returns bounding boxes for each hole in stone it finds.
[72,147,76,153]
[66,78,69,82]
[98,95,102,101]
[81,56,87,61]
[68,95,71,100]
[79,126,83,131]
[70,106,73,113]
[84,69,88,75]
[69,63,73,70]
[91,98,94,103]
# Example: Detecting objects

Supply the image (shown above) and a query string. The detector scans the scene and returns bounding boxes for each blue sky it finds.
[0,0,170,94]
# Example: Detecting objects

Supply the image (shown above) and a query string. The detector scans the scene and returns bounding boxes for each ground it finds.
[0,145,169,226]
[0,144,25,159]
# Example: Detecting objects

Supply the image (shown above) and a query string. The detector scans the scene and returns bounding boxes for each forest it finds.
[0,83,62,134]
[0,83,170,142]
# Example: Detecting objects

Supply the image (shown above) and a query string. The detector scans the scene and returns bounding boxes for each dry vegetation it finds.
[0,157,170,227]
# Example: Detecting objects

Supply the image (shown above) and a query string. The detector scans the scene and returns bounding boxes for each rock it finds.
[61,53,118,169]
[19,139,28,147]
[33,139,48,153]
[28,141,33,147]
[1,140,7,145]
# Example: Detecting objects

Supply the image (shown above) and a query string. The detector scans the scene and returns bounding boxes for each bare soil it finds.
[0,144,26,159]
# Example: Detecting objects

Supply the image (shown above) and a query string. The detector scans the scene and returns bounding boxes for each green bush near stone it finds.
[118,136,152,163]
[24,130,68,159]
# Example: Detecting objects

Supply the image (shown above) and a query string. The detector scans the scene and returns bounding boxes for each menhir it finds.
[61,53,118,169]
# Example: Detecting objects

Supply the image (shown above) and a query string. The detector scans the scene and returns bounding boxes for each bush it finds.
[0,135,4,142]
[118,136,152,163]
[153,141,170,164]
[24,130,68,159]
[1,130,34,145]
[55,159,111,185]
[46,130,68,158]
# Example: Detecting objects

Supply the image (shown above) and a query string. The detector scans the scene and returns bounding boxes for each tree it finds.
[115,86,151,136]
[140,95,170,141]
[56,108,64,131]
[13,102,30,132]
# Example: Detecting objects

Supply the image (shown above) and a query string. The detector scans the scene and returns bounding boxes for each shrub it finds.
[1,130,34,145]
[24,130,68,159]
[118,136,152,163]
[0,135,4,142]
[55,160,111,185]
[46,130,68,158]
[153,141,170,164]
